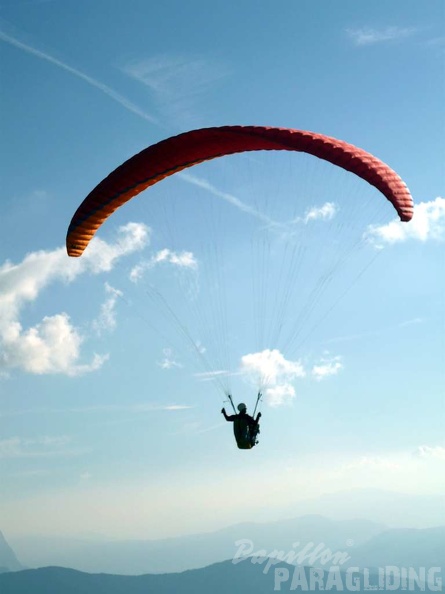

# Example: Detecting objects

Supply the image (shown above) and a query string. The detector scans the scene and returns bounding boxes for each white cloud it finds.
[365,197,445,247]
[241,349,305,385]
[237,349,344,406]
[331,447,445,493]
[124,54,226,96]
[311,355,343,381]
[346,26,417,46]
[162,405,192,411]
[179,176,337,240]
[76,402,193,412]
[414,445,445,461]
[122,54,228,125]
[0,223,148,376]
[304,202,337,223]
[1,403,194,417]
[92,283,123,335]
[194,369,231,381]
[130,248,197,283]
[85,222,149,272]
[265,383,296,407]
[1,313,108,376]
[240,349,305,407]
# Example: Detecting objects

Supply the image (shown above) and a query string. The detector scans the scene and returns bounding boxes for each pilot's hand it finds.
[221,408,226,414]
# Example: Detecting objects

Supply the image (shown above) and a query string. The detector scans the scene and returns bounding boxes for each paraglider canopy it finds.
[65,125,414,424]
[66,126,413,257]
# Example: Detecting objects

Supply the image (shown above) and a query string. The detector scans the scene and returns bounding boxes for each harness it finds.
[227,393,262,449]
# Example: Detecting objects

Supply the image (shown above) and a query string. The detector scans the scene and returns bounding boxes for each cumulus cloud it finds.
[130,248,197,283]
[241,349,305,384]
[2,313,108,376]
[303,202,337,223]
[265,383,296,407]
[240,349,305,407]
[311,355,343,381]
[366,197,445,247]
[346,26,417,46]
[237,349,344,406]
[0,223,148,376]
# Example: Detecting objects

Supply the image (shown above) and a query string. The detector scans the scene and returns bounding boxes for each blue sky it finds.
[0,0,444,540]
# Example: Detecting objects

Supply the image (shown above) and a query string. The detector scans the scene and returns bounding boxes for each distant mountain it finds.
[10,515,385,574]
[0,531,23,573]
[284,488,445,528]
[0,560,439,594]
[7,510,445,577]
[346,526,445,568]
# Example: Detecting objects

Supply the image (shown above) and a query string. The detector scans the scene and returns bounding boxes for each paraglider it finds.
[221,395,262,449]
[66,125,414,451]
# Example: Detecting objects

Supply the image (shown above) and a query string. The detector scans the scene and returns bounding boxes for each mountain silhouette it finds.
[0,531,23,573]
[0,560,439,594]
